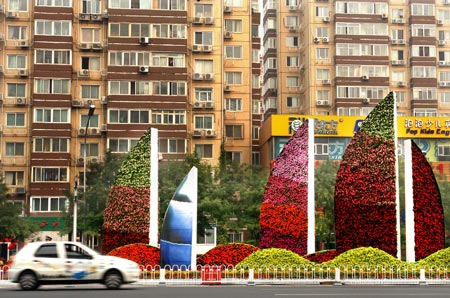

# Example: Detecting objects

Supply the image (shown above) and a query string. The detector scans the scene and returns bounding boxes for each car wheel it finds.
[104,270,122,289]
[19,271,39,290]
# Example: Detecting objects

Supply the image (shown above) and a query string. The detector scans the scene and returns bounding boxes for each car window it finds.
[34,244,58,258]
[65,244,93,259]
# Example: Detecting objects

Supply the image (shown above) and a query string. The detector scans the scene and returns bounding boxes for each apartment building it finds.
[262,0,450,118]
[0,0,261,239]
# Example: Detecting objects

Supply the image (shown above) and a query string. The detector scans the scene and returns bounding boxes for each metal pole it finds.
[72,182,78,242]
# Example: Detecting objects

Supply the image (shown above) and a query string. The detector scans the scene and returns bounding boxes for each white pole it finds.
[191,167,198,270]
[404,139,415,262]
[394,99,401,260]
[72,187,77,242]
[149,128,159,247]
[307,119,315,254]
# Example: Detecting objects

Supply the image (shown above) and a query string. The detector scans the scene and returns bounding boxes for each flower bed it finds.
[197,243,259,266]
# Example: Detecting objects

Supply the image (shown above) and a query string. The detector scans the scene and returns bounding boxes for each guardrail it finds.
[3,265,450,286]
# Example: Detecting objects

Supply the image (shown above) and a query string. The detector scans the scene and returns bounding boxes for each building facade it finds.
[0,0,261,240]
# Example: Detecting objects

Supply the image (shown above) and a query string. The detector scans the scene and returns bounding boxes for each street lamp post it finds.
[72,181,78,242]
[74,104,95,243]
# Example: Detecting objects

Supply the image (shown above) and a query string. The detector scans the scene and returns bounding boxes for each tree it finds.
[0,176,36,242]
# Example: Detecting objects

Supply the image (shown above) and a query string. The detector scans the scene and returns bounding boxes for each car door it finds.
[62,243,97,281]
[32,243,66,280]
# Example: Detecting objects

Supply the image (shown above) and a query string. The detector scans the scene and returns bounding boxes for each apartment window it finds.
[440,71,450,82]
[6,112,25,127]
[228,232,243,242]
[265,97,277,109]
[412,46,436,57]
[81,0,100,13]
[316,48,329,59]
[335,2,387,14]
[194,31,213,45]
[225,151,241,164]
[36,0,72,7]
[5,142,24,156]
[31,197,67,212]
[412,24,435,37]
[439,51,450,62]
[439,30,450,41]
[81,28,101,43]
[159,139,186,153]
[80,143,99,157]
[336,23,388,35]
[438,9,450,21]
[151,110,185,124]
[252,49,259,63]
[315,27,329,38]
[8,0,27,11]
[151,24,186,38]
[395,91,406,103]
[194,59,213,74]
[438,145,450,157]
[287,96,300,108]
[316,6,329,17]
[225,98,242,111]
[33,167,68,182]
[224,20,242,33]
[81,85,100,99]
[110,23,147,37]
[225,72,242,85]
[226,125,243,139]
[440,92,450,103]
[391,50,404,60]
[226,0,242,6]
[286,36,298,47]
[5,171,24,186]
[264,58,276,71]
[195,88,212,102]
[194,115,213,129]
[411,4,435,16]
[109,0,150,9]
[34,108,70,123]
[392,71,405,82]
[316,69,330,80]
[81,114,99,128]
[81,56,100,71]
[286,76,300,87]
[252,152,260,165]
[413,109,437,116]
[265,18,276,30]
[337,86,389,98]
[35,79,70,94]
[392,8,404,19]
[412,66,436,78]
[152,81,186,95]
[336,65,359,77]
[156,0,185,10]
[152,53,184,67]
[7,55,26,69]
[225,46,242,59]
[35,49,71,65]
[194,3,213,16]
[287,56,299,67]
[315,143,329,156]
[109,51,151,66]
[8,26,27,40]
[361,65,389,77]
[252,74,260,88]
[7,83,26,98]
[412,88,437,100]
[317,90,330,102]
[108,139,139,153]
[337,107,362,116]
[267,37,276,49]
[285,16,298,26]
[195,144,213,158]
[252,24,259,37]
[252,100,262,114]
[35,20,71,36]
[392,29,404,40]
[109,110,149,124]
[34,138,68,152]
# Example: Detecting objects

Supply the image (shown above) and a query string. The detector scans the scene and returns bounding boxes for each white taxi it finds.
[8,241,140,290]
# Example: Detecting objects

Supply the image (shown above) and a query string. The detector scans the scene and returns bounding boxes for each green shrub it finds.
[416,247,450,267]
[237,248,315,269]
[323,247,407,268]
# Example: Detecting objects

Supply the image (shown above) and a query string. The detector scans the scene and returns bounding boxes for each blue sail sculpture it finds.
[160,167,198,269]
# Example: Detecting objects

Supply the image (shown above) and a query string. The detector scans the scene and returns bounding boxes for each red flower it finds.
[197,243,259,266]
[108,243,160,269]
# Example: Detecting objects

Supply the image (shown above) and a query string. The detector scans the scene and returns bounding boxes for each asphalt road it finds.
[2,284,450,298]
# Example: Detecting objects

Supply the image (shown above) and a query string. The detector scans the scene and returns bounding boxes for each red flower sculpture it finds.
[197,243,259,266]
[260,120,311,255]
[108,243,160,269]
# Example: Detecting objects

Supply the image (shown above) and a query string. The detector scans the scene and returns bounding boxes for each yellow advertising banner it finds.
[270,115,450,139]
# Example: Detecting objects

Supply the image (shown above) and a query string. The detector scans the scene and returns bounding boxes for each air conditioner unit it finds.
[439,40,446,46]
[205,129,216,137]
[444,0,450,5]
[192,44,201,52]
[79,13,90,20]
[139,66,149,73]
[15,97,26,105]
[78,69,89,77]
[204,101,214,109]
[193,101,202,108]
[437,19,444,25]
[398,39,406,45]
[204,73,214,80]
[18,69,27,76]
[440,81,447,87]
[193,73,203,80]
[6,11,19,18]
[362,97,370,104]
[72,99,82,107]
[90,157,99,163]
[92,43,103,50]
[140,37,150,44]
[91,14,102,21]
[103,10,109,18]
[398,81,406,87]
[322,16,330,22]
[381,13,388,19]
[289,25,297,32]
[101,96,108,104]
[85,99,93,106]
[192,130,202,137]
[101,124,108,132]
[392,19,404,24]
[18,40,28,47]
[79,43,91,50]
[224,5,232,13]
[313,37,320,43]
[89,128,99,135]
[317,100,328,106]
[289,5,297,11]
[322,79,331,85]
[322,37,329,43]
[224,85,231,92]
[192,16,203,24]
[361,75,370,81]
[202,45,212,52]
[224,31,233,39]
[439,61,447,66]
[77,157,85,164]
[15,187,25,194]
[204,17,214,25]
